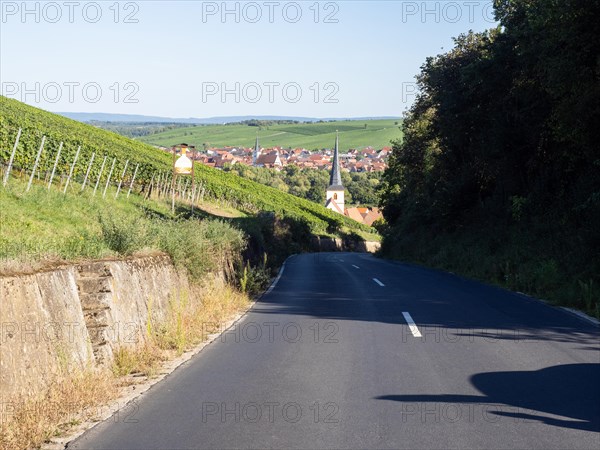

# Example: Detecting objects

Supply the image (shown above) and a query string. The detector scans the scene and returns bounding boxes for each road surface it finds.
[69,253,600,449]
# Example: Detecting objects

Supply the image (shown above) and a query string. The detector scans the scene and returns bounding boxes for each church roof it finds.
[328,132,343,189]
[256,151,282,166]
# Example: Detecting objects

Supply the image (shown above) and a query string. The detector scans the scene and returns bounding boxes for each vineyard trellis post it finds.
[103,157,117,198]
[114,159,129,199]
[181,178,189,199]
[26,136,46,192]
[145,170,155,200]
[154,171,163,199]
[176,176,183,197]
[3,128,22,187]
[171,172,175,213]
[164,173,170,198]
[63,145,81,194]
[47,142,64,190]
[156,171,164,199]
[127,164,139,198]
[81,152,96,191]
[93,155,108,197]
[162,173,171,198]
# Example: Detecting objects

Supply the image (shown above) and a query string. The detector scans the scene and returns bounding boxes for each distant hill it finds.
[139,119,403,151]
[56,112,399,125]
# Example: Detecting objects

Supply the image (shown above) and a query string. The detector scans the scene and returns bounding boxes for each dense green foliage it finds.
[224,164,382,206]
[0,97,374,238]
[380,0,600,314]
[140,118,402,150]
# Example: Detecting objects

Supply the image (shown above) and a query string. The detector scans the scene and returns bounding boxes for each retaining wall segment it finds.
[0,254,189,400]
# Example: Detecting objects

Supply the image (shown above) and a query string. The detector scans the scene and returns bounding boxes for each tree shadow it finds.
[251,253,600,349]
[376,363,600,432]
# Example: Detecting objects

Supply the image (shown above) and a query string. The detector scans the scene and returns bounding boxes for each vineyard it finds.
[139,118,403,150]
[0,97,375,239]
[275,123,366,136]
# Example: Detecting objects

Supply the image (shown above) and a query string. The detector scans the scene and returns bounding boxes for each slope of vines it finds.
[0,97,374,236]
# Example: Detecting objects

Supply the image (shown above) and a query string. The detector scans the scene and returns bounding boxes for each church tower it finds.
[325,132,345,214]
[252,135,260,166]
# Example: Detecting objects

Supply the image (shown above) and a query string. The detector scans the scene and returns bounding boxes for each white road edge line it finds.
[352,265,360,269]
[265,260,287,295]
[402,312,422,337]
[373,278,385,286]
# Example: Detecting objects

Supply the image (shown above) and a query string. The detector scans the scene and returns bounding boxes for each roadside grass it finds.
[113,278,250,378]
[153,279,250,354]
[350,228,382,243]
[0,368,119,450]
[0,278,251,450]
[0,176,245,280]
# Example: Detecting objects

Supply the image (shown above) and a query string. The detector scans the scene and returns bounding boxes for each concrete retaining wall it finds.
[0,255,189,400]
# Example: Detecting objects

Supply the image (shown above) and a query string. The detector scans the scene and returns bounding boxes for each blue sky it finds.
[1,1,497,118]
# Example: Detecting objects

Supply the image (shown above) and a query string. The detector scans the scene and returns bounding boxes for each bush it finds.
[99,214,147,256]
[155,219,245,281]
[237,262,271,295]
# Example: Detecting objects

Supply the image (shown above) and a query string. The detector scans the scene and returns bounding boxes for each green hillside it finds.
[139,119,403,150]
[0,97,375,242]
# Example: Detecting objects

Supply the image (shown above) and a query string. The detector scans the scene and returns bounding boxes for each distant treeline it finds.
[235,119,302,127]
[231,119,343,127]
[379,0,600,315]
[89,121,197,138]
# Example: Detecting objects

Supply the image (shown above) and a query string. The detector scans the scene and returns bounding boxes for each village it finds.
[159,137,387,226]
[160,142,391,173]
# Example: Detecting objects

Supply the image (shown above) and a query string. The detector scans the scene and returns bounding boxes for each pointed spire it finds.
[253,133,260,165]
[329,131,343,188]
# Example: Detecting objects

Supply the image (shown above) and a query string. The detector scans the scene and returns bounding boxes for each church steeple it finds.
[329,131,343,188]
[252,134,260,166]
[325,131,345,214]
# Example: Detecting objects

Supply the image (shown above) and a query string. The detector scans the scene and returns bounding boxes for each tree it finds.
[381,0,600,231]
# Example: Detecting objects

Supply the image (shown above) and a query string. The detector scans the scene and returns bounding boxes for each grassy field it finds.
[139,119,403,151]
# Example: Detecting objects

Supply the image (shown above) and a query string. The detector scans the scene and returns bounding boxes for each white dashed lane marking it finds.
[402,312,422,337]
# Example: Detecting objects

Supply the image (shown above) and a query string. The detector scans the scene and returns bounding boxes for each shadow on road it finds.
[376,363,600,433]
[252,253,600,349]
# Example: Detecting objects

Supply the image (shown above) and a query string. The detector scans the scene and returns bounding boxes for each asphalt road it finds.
[69,253,600,449]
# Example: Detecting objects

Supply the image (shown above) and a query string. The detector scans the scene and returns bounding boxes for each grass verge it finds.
[0,176,245,281]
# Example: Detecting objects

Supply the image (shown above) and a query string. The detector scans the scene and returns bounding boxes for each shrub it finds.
[99,214,147,256]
